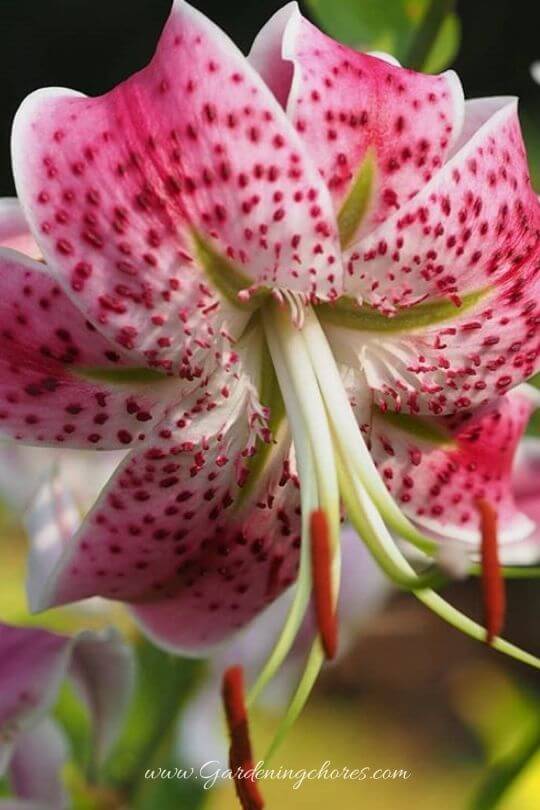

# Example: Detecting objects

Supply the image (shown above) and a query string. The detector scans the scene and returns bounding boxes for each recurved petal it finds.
[248,3,296,107]
[250,5,463,241]
[0,199,40,259]
[0,249,177,448]
[31,382,300,654]
[12,1,341,380]
[0,624,132,783]
[369,392,535,548]
[326,98,540,415]
[0,625,72,775]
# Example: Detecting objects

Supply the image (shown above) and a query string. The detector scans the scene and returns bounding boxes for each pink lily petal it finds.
[503,438,540,563]
[0,199,40,259]
[0,625,72,774]
[31,389,300,653]
[326,98,540,415]
[248,3,296,108]
[249,4,464,235]
[25,469,83,613]
[370,392,536,549]
[22,449,125,609]
[0,249,177,448]
[12,1,341,379]
[67,629,135,763]
[7,719,68,809]
[513,437,540,501]
[0,624,133,777]
[0,441,123,515]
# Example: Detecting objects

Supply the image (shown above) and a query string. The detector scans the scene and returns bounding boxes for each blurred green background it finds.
[1,1,540,808]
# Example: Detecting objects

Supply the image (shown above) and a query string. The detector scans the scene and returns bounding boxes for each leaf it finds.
[104,639,205,800]
[305,0,461,71]
[305,0,410,54]
[423,12,461,73]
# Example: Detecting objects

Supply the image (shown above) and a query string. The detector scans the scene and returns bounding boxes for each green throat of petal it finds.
[317,288,488,333]
[376,408,456,448]
[338,149,376,249]
[234,333,286,511]
[75,366,170,385]
[192,230,269,311]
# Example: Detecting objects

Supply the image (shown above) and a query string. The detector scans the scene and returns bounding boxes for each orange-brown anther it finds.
[310,509,338,659]
[222,666,265,810]
[476,498,506,644]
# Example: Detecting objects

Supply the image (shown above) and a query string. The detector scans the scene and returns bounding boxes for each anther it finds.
[310,509,338,659]
[222,666,264,810]
[476,499,505,644]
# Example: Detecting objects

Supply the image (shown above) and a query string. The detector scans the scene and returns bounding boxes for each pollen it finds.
[310,509,338,659]
[476,498,506,644]
[222,666,265,810]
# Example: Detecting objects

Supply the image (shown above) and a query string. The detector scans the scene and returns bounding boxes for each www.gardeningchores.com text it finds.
[144,761,413,790]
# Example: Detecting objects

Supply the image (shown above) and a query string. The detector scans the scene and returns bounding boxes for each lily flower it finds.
[3,0,540,777]
[0,623,133,809]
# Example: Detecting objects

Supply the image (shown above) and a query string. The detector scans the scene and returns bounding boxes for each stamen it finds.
[310,509,338,659]
[271,288,306,329]
[476,499,506,644]
[222,666,265,810]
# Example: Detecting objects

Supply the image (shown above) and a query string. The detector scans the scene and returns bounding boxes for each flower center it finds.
[242,298,540,764]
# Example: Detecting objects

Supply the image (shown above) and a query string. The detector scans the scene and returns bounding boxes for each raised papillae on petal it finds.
[250,5,464,241]
[0,249,176,448]
[33,381,300,653]
[323,99,540,415]
[370,392,535,547]
[12,0,341,377]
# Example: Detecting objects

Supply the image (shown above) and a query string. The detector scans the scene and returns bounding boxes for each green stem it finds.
[406,0,455,71]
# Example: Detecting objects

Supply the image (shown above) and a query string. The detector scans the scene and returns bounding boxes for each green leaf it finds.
[338,149,376,248]
[422,12,461,73]
[317,288,487,333]
[305,0,461,72]
[471,724,540,810]
[105,639,205,800]
[136,763,207,810]
[305,0,410,53]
